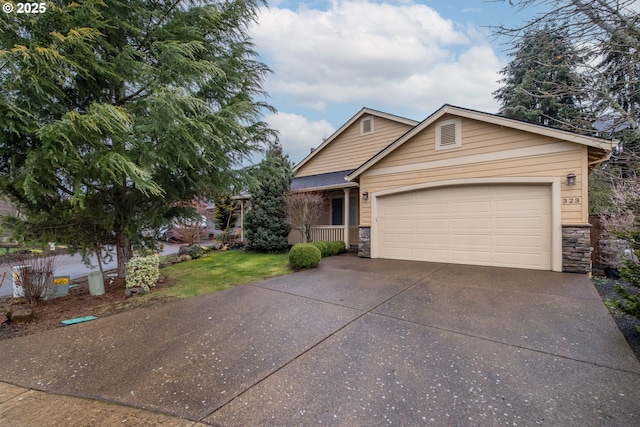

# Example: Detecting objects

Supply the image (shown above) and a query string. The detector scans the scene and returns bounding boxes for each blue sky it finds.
[249,0,544,164]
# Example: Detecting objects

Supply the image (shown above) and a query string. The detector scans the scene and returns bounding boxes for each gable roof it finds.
[292,107,419,174]
[347,104,619,181]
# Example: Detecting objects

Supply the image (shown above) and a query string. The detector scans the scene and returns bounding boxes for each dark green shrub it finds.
[179,245,203,259]
[289,243,321,270]
[617,252,640,331]
[311,240,329,257]
[326,240,346,256]
[620,252,640,287]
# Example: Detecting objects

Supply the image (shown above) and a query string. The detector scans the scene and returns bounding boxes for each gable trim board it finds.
[370,177,562,271]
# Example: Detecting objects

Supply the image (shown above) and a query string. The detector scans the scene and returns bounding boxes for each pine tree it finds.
[244,146,292,253]
[597,36,640,162]
[0,0,276,277]
[494,26,590,131]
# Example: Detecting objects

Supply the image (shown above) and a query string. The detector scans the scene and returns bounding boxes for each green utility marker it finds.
[60,316,98,326]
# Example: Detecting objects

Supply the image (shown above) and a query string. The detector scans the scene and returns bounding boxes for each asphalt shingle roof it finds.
[291,169,355,191]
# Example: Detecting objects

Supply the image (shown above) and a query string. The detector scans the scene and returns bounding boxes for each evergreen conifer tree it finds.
[244,145,292,253]
[494,26,590,131]
[0,0,276,276]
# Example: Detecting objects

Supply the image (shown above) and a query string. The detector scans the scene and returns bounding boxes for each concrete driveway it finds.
[0,253,638,426]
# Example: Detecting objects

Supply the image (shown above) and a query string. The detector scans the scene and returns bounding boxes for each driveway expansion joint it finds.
[206,272,434,420]
[369,311,640,376]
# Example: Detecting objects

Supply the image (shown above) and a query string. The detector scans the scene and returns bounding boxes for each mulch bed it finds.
[591,272,640,362]
[0,274,177,341]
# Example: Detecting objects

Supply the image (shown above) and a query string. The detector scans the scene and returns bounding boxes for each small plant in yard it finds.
[10,253,58,304]
[179,245,203,259]
[289,243,321,270]
[126,255,160,292]
[326,240,346,256]
[286,191,328,243]
[311,241,329,257]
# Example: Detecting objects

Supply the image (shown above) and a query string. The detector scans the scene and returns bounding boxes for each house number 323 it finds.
[562,197,581,204]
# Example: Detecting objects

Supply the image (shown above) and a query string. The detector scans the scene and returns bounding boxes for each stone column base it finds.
[358,226,371,258]
[562,224,591,273]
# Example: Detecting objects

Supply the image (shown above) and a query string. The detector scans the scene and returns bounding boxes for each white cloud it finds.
[265,112,335,164]
[252,1,504,116]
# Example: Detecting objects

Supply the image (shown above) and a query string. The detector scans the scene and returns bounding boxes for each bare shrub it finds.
[10,252,58,304]
[174,199,208,245]
[285,191,328,243]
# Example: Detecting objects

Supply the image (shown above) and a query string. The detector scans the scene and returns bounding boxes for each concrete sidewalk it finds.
[0,382,205,426]
[0,254,638,426]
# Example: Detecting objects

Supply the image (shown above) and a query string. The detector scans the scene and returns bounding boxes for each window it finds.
[331,198,344,225]
[349,196,357,226]
[435,118,462,150]
[361,116,374,135]
[331,196,357,226]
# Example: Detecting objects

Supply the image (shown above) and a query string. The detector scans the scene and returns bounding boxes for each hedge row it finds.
[288,240,347,270]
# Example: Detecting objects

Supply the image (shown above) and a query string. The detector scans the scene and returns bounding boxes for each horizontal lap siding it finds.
[359,117,586,226]
[376,118,555,168]
[296,118,412,177]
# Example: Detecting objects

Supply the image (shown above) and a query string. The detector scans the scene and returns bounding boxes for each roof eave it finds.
[291,181,359,192]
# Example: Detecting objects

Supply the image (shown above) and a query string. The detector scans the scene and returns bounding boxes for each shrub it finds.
[311,240,329,257]
[10,253,58,304]
[289,243,321,270]
[126,255,160,291]
[179,245,203,259]
[326,240,346,256]
[616,253,640,331]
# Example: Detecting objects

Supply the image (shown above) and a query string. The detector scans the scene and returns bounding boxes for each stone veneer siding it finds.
[562,224,592,273]
[358,226,371,258]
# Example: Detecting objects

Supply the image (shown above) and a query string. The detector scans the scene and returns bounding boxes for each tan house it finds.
[288,105,617,273]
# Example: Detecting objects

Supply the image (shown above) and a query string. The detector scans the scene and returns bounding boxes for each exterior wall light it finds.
[567,173,576,186]
[362,191,369,201]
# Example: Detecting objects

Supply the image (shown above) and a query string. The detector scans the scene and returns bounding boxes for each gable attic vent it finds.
[435,118,462,151]
[361,116,374,135]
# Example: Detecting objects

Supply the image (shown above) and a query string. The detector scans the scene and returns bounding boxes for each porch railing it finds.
[288,226,345,245]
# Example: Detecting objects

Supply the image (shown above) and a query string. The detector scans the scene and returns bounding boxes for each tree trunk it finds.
[115,228,132,279]
[95,244,105,278]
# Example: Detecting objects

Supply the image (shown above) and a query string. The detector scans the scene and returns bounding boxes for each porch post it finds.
[343,188,350,247]
[239,200,244,242]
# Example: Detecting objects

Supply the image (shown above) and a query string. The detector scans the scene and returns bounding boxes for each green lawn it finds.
[158,250,292,298]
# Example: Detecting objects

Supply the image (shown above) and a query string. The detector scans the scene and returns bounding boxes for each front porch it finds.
[287,175,359,247]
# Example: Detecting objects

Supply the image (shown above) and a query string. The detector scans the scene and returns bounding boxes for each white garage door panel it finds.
[378,185,552,270]
[451,250,492,263]
[451,234,492,246]
[414,219,449,229]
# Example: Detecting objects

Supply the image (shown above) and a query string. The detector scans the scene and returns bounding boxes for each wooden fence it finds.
[589,214,605,268]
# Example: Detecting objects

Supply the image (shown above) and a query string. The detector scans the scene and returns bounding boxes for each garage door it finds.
[377,185,551,270]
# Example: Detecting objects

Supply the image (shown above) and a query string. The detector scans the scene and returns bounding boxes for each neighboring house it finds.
[287,104,617,274]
